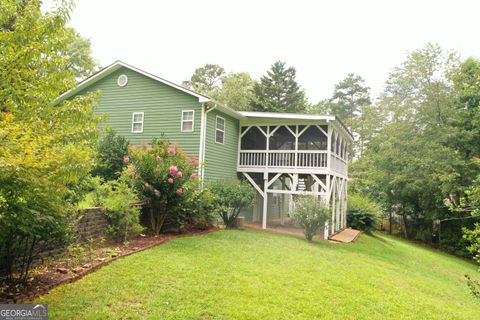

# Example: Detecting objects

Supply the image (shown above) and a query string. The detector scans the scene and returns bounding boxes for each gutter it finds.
[198,103,217,187]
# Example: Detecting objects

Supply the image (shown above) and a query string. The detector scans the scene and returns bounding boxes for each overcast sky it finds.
[46,0,480,102]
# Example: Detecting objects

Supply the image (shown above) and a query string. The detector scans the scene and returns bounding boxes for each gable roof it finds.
[56,60,211,104]
[56,61,352,139]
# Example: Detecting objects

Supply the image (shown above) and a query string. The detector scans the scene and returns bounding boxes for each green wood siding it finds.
[77,67,202,157]
[204,109,239,181]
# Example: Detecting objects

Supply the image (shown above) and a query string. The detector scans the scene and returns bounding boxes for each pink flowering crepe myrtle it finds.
[169,165,178,175]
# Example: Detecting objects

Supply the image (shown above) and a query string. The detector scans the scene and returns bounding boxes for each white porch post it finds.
[344,180,348,228]
[331,176,336,234]
[262,171,268,229]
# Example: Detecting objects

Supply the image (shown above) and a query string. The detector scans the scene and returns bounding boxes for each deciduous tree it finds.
[212,72,255,111]
[0,0,101,285]
[183,63,225,97]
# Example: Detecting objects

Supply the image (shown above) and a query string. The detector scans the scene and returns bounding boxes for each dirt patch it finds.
[0,228,217,304]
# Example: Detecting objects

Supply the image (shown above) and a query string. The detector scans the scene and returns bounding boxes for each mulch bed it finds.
[0,227,217,304]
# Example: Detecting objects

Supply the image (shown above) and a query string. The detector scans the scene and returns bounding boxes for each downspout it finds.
[199,103,217,187]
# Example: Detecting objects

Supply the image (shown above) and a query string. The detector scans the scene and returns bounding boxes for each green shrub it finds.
[347,193,381,233]
[463,223,480,298]
[98,176,143,243]
[92,129,130,181]
[182,188,217,230]
[293,196,330,241]
[208,179,255,229]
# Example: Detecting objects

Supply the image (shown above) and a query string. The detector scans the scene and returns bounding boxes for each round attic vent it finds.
[117,74,128,87]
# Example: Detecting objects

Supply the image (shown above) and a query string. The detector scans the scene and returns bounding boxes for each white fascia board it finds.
[55,60,211,104]
[239,111,336,121]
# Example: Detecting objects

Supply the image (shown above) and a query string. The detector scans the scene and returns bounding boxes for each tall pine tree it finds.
[330,73,371,124]
[251,61,308,113]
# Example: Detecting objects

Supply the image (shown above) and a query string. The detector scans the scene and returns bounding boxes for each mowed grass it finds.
[36,230,479,319]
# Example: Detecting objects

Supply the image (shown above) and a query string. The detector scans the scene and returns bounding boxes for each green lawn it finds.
[36,230,479,319]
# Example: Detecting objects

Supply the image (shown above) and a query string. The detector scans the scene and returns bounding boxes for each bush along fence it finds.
[18,208,111,270]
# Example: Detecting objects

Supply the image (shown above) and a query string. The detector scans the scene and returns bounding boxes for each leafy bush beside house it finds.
[208,179,255,229]
[293,196,330,241]
[347,193,381,233]
[175,188,217,231]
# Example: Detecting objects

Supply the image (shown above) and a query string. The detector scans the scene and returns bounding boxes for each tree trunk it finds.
[149,200,168,235]
[22,236,36,284]
[401,213,409,239]
[388,212,393,235]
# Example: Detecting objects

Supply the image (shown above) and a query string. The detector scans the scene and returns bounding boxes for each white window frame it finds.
[131,112,144,133]
[215,116,225,145]
[181,110,195,132]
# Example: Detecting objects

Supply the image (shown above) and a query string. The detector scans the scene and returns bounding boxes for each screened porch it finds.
[238,124,348,175]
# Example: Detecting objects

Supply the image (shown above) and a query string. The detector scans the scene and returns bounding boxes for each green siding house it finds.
[60,61,353,238]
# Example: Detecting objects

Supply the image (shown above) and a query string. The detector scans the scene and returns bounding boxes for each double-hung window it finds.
[215,116,225,144]
[181,110,195,132]
[131,112,144,133]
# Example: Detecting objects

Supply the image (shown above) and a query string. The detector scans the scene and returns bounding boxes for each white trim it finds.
[215,115,225,145]
[239,111,336,121]
[181,110,195,132]
[117,74,128,87]
[198,104,206,180]
[199,104,217,183]
[131,112,144,133]
[243,173,264,197]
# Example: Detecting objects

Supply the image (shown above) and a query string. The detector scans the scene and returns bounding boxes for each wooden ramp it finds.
[329,228,362,243]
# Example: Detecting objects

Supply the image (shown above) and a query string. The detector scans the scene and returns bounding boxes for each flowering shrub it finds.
[126,138,198,235]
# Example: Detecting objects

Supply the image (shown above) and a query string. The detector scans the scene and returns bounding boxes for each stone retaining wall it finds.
[36,208,109,263]
[73,207,109,242]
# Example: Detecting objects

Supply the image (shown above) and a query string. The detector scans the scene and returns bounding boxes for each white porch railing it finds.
[239,150,335,170]
[238,151,266,167]
[330,154,348,175]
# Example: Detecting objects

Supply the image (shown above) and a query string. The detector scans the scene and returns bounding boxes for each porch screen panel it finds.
[241,127,267,150]
[298,126,328,150]
[269,126,295,150]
